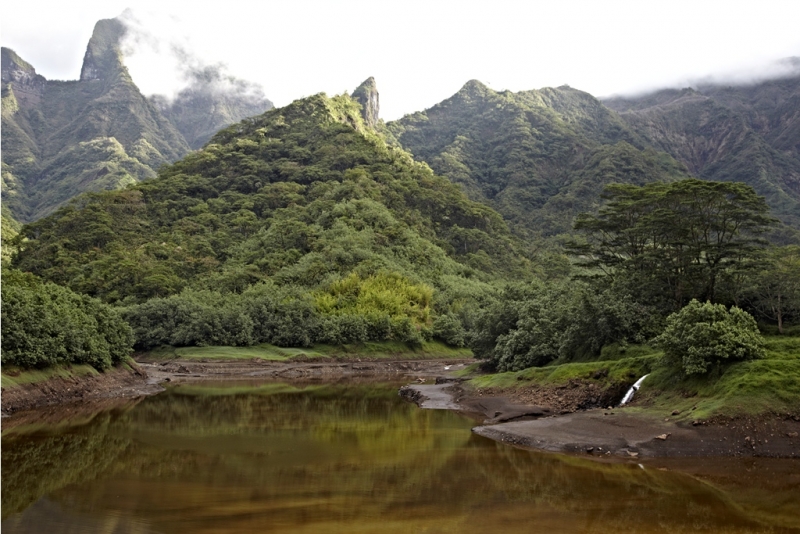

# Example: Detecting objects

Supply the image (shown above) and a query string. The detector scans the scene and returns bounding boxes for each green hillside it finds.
[1,20,190,222]
[12,85,533,348]
[387,81,692,238]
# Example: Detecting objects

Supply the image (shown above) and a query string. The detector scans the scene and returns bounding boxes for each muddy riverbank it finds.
[1,358,470,417]
[400,382,800,459]
[5,359,799,461]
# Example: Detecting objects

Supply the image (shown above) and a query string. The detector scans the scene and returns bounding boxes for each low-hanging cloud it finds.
[117,8,267,104]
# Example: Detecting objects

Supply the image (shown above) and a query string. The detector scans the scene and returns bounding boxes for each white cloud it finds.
[3,0,799,119]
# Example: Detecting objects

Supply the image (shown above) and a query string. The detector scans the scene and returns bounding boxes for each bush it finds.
[432,313,467,347]
[655,299,765,375]
[1,269,134,370]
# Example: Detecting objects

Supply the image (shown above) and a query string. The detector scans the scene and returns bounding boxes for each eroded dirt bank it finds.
[400,381,800,459]
[1,364,154,417]
[138,358,469,384]
[1,358,470,418]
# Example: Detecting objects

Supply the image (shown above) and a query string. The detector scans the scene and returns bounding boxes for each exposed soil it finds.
[1,363,154,417]
[401,381,800,459]
[138,358,470,383]
[1,358,471,418]
[475,378,631,414]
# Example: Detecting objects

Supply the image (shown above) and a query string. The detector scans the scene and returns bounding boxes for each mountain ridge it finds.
[387,80,690,238]
[1,16,272,223]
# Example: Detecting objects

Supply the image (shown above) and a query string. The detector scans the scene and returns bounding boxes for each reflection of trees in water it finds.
[2,385,796,532]
[458,440,766,532]
[1,411,131,518]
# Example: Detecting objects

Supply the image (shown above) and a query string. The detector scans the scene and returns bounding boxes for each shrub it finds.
[1,269,134,370]
[655,299,765,375]
[432,313,467,347]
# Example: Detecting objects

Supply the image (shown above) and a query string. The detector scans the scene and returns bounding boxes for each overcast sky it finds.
[3,0,800,120]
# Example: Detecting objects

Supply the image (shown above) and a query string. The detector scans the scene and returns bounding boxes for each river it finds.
[2,381,798,533]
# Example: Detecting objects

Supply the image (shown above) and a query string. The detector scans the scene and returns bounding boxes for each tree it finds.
[655,299,765,375]
[572,179,775,310]
[746,245,800,333]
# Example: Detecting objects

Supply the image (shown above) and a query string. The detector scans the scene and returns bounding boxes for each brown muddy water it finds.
[2,381,799,533]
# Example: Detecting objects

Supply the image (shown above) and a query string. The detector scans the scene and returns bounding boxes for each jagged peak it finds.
[80,17,127,81]
[2,47,47,103]
[351,77,379,128]
[2,47,36,76]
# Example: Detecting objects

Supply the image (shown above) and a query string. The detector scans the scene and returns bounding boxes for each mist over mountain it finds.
[1,15,272,223]
[150,62,273,149]
[603,67,800,234]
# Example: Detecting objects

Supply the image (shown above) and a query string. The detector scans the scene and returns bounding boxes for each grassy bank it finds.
[1,364,101,390]
[463,335,800,419]
[635,335,800,420]
[0,359,142,390]
[139,340,473,362]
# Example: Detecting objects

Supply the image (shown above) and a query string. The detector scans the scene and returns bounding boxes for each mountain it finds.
[149,65,273,150]
[603,70,800,235]
[386,81,692,238]
[1,17,272,223]
[13,80,530,308]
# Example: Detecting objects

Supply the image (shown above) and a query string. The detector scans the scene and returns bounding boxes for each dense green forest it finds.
[4,75,800,382]
[386,80,693,238]
[8,89,534,355]
[388,79,800,244]
[604,80,800,236]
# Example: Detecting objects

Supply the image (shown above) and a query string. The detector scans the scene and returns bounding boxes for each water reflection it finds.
[3,382,799,533]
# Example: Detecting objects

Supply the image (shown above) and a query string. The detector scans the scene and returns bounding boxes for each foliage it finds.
[572,179,775,310]
[1,269,133,370]
[14,91,531,350]
[123,279,434,351]
[469,281,660,371]
[1,208,21,264]
[654,299,765,375]
[744,245,800,333]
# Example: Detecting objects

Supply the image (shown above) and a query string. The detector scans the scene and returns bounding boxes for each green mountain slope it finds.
[387,81,691,237]
[603,72,800,235]
[13,85,530,309]
[1,17,273,223]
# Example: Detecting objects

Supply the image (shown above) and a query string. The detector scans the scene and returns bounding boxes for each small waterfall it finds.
[619,374,649,406]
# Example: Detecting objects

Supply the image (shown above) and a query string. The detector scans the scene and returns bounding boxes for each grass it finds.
[1,364,100,390]
[636,334,800,420]
[468,354,658,390]
[139,340,473,362]
[463,334,800,420]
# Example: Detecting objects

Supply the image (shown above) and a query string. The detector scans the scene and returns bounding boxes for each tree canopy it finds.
[572,179,776,309]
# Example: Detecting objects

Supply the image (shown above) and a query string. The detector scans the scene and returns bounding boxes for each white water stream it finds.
[619,374,649,406]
